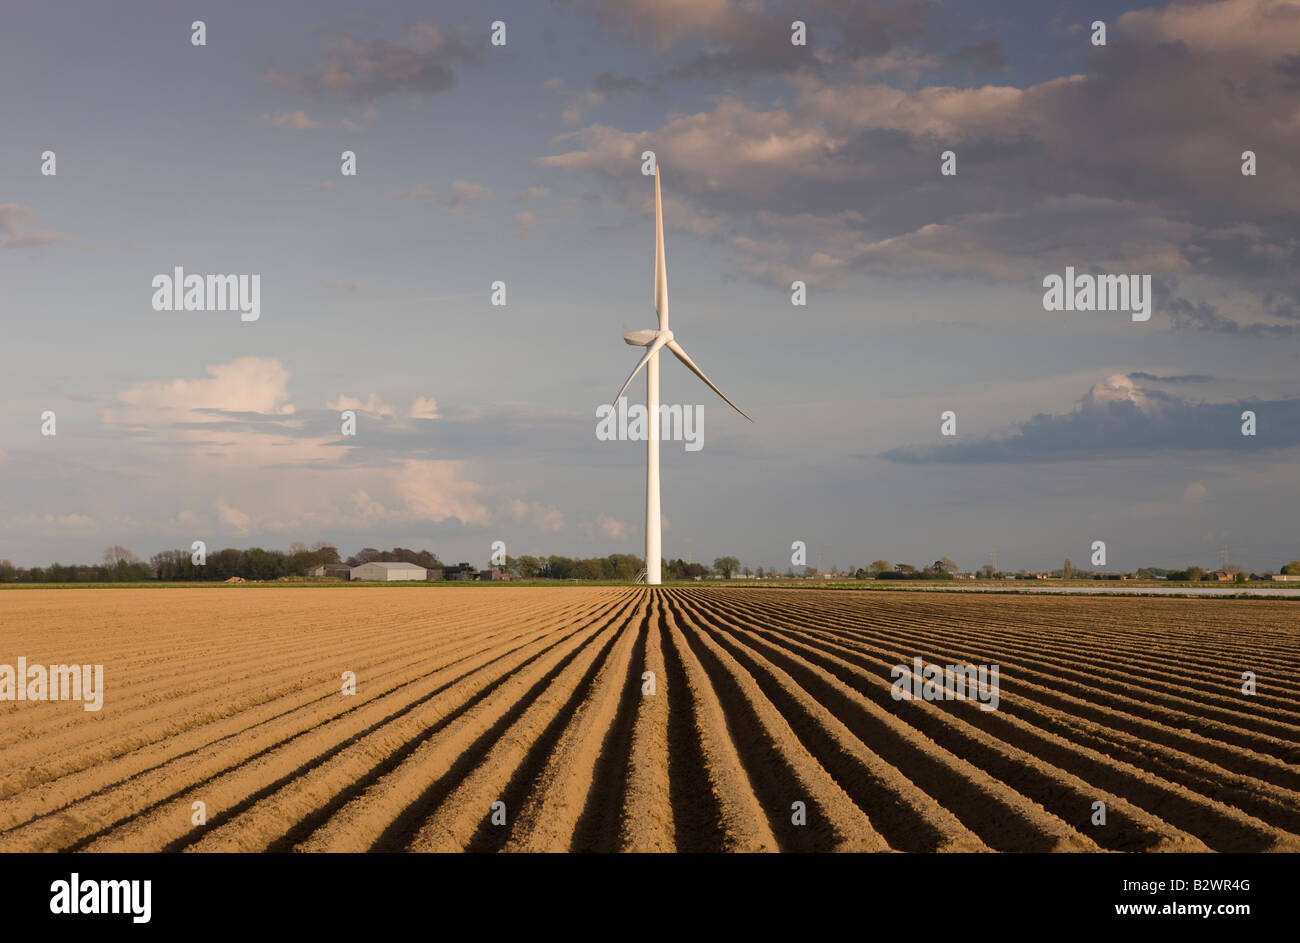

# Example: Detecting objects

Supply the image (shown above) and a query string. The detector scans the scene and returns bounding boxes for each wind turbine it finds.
[611,165,751,586]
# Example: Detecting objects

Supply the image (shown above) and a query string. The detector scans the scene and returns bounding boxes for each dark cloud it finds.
[881,377,1300,464]
[267,23,483,101]
[546,0,1300,332]
[1165,296,1295,338]
[945,40,1007,73]
[565,0,932,81]
[1127,372,1214,384]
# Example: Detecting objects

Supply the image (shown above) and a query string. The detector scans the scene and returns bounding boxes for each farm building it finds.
[425,568,444,582]
[444,563,477,581]
[350,562,427,582]
[479,569,505,581]
[307,564,352,580]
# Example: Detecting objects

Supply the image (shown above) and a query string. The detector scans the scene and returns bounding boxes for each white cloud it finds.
[217,502,252,535]
[7,512,95,533]
[409,396,441,420]
[328,393,394,418]
[584,513,631,540]
[508,499,566,533]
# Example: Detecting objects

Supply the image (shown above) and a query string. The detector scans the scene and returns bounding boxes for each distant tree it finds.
[869,560,891,575]
[1282,561,1300,575]
[714,556,741,579]
[103,545,140,567]
[1063,558,1073,579]
[896,563,916,575]
[516,555,541,579]
[288,541,309,555]
[311,542,342,564]
[938,556,959,573]
[755,566,765,579]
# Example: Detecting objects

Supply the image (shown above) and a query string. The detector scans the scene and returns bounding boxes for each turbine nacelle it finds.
[624,328,668,347]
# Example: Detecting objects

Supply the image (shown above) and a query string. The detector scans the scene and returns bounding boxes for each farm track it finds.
[0,586,1296,852]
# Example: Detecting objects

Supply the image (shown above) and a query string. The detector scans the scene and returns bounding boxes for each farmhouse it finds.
[444,563,477,581]
[307,564,352,580]
[350,562,427,582]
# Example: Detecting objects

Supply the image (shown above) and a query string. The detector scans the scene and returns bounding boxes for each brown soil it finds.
[0,586,1295,852]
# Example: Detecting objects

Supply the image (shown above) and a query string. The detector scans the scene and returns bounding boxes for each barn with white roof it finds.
[350,561,427,582]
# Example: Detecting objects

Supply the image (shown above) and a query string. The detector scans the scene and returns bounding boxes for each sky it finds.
[1,0,1297,574]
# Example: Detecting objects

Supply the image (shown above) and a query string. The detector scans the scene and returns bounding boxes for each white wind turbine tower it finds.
[611,165,751,585]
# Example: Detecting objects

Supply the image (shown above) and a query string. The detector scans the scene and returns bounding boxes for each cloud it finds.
[1127,372,1214,384]
[217,502,252,535]
[583,513,631,540]
[508,499,566,534]
[259,110,323,130]
[110,357,295,426]
[0,204,68,248]
[945,40,1007,73]
[388,459,489,525]
[880,374,1300,463]
[542,0,1300,330]
[396,183,434,202]
[1165,295,1295,338]
[565,0,933,79]
[395,181,487,208]
[327,393,394,417]
[409,396,440,420]
[514,210,537,235]
[267,22,483,101]
[442,180,488,208]
[6,513,95,533]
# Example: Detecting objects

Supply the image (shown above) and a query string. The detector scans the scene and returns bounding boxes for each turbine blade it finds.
[611,334,668,407]
[666,339,752,422]
[654,166,669,331]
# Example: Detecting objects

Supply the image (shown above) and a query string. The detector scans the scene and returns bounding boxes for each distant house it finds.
[1212,571,1234,582]
[479,569,505,581]
[425,567,445,582]
[444,563,477,581]
[308,564,352,580]
[1268,574,1300,582]
[350,561,427,582]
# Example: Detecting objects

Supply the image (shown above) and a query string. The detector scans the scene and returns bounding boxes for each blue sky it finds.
[2,0,1297,573]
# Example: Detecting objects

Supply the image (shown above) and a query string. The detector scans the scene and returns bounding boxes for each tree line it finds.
[3,545,1298,583]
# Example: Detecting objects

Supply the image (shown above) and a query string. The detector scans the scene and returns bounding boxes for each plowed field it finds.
[1,586,1297,852]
